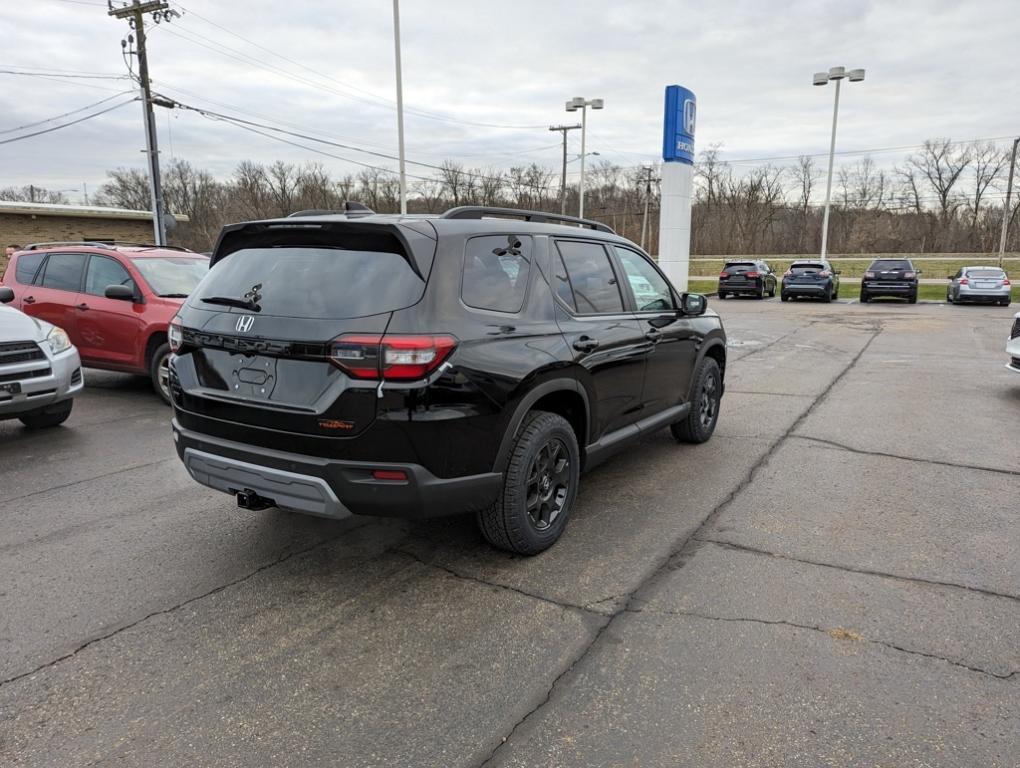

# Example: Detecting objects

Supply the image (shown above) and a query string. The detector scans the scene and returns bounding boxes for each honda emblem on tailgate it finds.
[235,315,255,333]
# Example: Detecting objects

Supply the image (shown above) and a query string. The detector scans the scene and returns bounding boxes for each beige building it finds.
[0,200,188,272]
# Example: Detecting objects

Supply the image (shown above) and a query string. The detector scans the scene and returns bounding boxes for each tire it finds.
[860,291,870,304]
[757,284,766,300]
[718,292,727,300]
[822,288,832,303]
[671,357,722,445]
[832,284,839,300]
[19,399,73,429]
[946,290,953,303]
[149,342,172,405]
[476,411,580,555]
[908,292,918,304]
[768,281,776,298]
[1001,297,1011,307]
[780,292,789,302]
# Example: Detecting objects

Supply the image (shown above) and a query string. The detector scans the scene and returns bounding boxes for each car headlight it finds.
[46,326,73,355]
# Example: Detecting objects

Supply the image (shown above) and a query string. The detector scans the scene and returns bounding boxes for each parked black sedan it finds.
[718,260,777,299]
[780,260,840,302]
[861,259,919,303]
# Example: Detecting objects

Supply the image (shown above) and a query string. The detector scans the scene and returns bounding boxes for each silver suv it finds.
[0,285,83,428]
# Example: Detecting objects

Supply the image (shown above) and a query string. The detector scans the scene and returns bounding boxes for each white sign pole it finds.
[658,161,693,292]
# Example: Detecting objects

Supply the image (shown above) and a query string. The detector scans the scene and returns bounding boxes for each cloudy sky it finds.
[1,0,1016,202]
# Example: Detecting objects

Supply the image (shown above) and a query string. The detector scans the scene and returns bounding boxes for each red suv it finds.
[1,242,208,402]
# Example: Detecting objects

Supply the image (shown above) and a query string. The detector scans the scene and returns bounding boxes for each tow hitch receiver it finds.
[235,488,274,511]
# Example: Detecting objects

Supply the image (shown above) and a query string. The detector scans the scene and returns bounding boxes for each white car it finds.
[1008,313,1020,374]
[0,285,83,428]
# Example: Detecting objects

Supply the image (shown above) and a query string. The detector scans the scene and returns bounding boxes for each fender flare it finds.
[493,377,590,473]
[691,335,727,398]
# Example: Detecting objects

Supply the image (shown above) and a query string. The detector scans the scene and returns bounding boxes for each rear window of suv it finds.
[193,247,426,319]
[790,262,826,273]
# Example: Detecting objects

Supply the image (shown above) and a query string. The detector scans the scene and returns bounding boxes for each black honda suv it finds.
[169,205,726,554]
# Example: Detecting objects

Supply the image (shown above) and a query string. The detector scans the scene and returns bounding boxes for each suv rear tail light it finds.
[904,271,916,279]
[783,270,793,277]
[818,270,831,277]
[719,271,729,278]
[1003,278,1011,286]
[746,271,761,278]
[330,334,457,381]
[959,278,969,285]
[864,271,875,278]
[168,318,183,353]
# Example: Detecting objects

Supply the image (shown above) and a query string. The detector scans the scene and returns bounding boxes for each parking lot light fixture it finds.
[564,96,604,219]
[814,66,865,259]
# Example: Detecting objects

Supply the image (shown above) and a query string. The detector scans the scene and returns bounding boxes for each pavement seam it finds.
[0,458,173,508]
[693,537,1020,603]
[625,607,1018,680]
[789,434,1020,477]
[0,520,377,690]
[474,321,884,768]
[391,547,595,615]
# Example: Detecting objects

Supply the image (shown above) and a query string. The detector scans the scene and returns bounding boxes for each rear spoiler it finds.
[210,220,428,280]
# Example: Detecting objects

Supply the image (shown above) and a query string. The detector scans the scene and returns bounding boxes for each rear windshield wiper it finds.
[199,295,260,311]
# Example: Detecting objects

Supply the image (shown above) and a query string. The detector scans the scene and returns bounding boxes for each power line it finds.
[0,68,130,81]
[0,98,136,146]
[0,91,136,135]
[165,4,548,131]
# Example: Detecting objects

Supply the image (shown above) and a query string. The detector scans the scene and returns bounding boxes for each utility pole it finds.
[109,0,175,245]
[549,124,580,215]
[998,137,1019,269]
[639,166,660,251]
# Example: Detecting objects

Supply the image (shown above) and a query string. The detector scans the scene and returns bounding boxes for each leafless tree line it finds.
[5,137,1018,255]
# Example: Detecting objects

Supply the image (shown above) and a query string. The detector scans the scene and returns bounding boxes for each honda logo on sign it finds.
[683,98,696,136]
[235,315,255,333]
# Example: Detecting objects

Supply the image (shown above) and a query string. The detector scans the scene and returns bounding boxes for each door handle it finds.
[572,336,599,353]
[644,328,663,342]
[76,303,89,311]
[23,295,35,304]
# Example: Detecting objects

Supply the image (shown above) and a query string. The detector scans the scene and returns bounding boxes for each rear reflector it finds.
[372,469,408,481]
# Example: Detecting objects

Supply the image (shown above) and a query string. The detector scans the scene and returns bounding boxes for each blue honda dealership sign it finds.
[662,85,696,164]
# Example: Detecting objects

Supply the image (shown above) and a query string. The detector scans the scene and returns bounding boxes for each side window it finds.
[555,241,624,314]
[614,247,674,312]
[40,253,86,292]
[14,252,45,285]
[553,252,576,312]
[462,235,532,313]
[85,255,134,297]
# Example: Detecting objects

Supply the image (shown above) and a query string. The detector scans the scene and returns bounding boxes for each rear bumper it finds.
[783,282,828,294]
[956,286,1010,301]
[172,419,502,519]
[1008,357,1020,374]
[718,280,763,293]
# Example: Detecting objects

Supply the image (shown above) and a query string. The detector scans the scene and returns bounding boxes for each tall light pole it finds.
[998,137,1019,268]
[565,96,604,219]
[814,66,864,259]
[392,0,407,214]
[549,124,581,214]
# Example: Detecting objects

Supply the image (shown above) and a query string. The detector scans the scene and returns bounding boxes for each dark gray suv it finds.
[169,205,727,554]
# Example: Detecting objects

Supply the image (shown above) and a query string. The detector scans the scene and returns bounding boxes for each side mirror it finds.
[105,284,135,301]
[681,292,707,316]
[0,286,14,304]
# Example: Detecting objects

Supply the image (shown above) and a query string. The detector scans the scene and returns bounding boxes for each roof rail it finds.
[21,240,194,252]
[440,206,615,234]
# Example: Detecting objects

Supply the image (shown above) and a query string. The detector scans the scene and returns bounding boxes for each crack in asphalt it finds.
[693,537,1020,604]
[790,434,1020,477]
[0,520,377,690]
[625,607,1018,680]
[0,458,173,508]
[726,390,814,398]
[392,547,594,615]
[475,322,884,768]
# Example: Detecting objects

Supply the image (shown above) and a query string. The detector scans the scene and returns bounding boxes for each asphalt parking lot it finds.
[1,298,1017,767]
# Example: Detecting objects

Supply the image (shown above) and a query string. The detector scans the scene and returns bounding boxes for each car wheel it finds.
[1001,297,1011,307]
[477,411,579,555]
[149,342,172,405]
[860,291,869,303]
[18,399,73,429]
[769,281,776,298]
[757,285,766,299]
[671,357,721,445]
[908,292,918,304]
[780,292,789,302]
[718,292,727,300]
[946,290,953,303]
[822,287,832,303]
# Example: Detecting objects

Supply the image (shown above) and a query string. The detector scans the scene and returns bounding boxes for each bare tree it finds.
[0,185,71,204]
